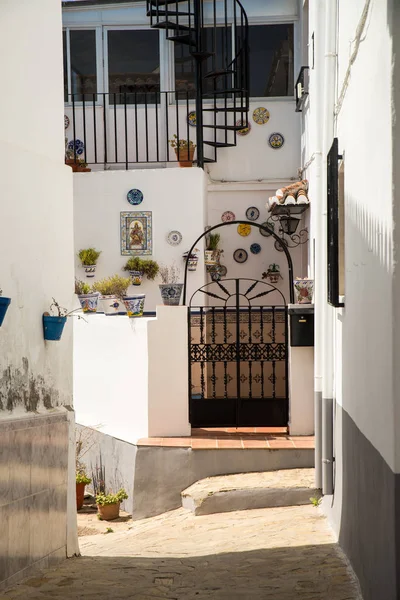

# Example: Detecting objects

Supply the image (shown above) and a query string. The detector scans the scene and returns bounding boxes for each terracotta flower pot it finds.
[97,502,120,520]
[76,482,86,510]
[174,146,195,167]
[65,159,91,173]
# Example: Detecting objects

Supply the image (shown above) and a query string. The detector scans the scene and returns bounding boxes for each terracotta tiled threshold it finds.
[137,428,315,450]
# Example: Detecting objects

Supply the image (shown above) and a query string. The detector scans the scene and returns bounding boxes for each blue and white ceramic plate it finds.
[246,206,260,221]
[167,230,183,246]
[64,115,70,130]
[268,133,284,149]
[187,111,196,127]
[250,243,261,255]
[127,189,144,206]
[233,249,248,263]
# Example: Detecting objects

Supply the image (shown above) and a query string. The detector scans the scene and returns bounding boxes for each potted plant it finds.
[294,277,314,304]
[169,135,196,167]
[92,275,131,316]
[75,279,100,313]
[205,233,222,267]
[262,264,283,285]
[65,138,91,172]
[78,248,102,278]
[159,264,183,306]
[122,257,159,286]
[76,471,91,510]
[0,287,11,327]
[182,248,199,272]
[96,488,128,521]
[42,298,84,341]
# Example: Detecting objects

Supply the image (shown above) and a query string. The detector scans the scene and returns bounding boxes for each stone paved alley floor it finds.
[2,505,362,599]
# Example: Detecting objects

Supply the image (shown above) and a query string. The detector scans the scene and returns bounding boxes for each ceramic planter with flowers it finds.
[294,277,314,304]
[169,135,196,167]
[183,249,199,272]
[262,264,283,285]
[0,288,11,327]
[78,248,101,278]
[122,257,159,287]
[92,275,130,315]
[205,233,222,270]
[75,279,99,313]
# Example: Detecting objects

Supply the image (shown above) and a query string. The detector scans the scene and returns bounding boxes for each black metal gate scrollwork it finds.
[188,278,289,427]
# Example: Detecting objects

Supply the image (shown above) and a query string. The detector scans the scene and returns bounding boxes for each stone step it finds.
[181,468,318,516]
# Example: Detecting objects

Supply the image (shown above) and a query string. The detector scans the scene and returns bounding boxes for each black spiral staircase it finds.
[147,0,249,168]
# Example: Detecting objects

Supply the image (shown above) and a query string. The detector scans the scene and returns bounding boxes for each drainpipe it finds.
[321,0,337,496]
[312,0,325,491]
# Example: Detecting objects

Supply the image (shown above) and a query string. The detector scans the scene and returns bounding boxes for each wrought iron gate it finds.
[188,278,289,427]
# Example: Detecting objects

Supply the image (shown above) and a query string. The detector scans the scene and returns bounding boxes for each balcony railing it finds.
[64,90,201,169]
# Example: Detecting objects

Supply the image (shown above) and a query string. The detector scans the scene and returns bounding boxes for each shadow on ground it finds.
[3,544,361,599]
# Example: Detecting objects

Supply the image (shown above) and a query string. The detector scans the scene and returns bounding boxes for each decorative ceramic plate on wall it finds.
[187,111,196,127]
[260,221,274,237]
[250,243,261,254]
[268,133,285,149]
[127,189,144,205]
[252,107,270,125]
[64,115,70,130]
[246,206,260,221]
[221,211,236,222]
[236,119,251,136]
[233,249,248,263]
[237,223,251,237]
[167,230,183,246]
[67,139,84,155]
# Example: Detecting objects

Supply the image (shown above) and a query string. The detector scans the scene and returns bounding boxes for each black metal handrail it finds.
[65,90,199,168]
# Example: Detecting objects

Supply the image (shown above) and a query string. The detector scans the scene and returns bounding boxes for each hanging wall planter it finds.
[129,271,143,286]
[183,250,199,272]
[43,315,67,341]
[0,296,11,327]
[122,258,159,286]
[78,248,102,278]
[123,294,146,317]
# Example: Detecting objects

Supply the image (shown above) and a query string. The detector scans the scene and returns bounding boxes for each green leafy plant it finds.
[96,489,128,506]
[122,258,159,281]
[169,134,196,150]
[76,472,91,485]
[75,279,92,295]
[78,248,101,266]
[104,527,114,534]
[92,275,131,298]
[206,233,221,251]
[310,496,322,507]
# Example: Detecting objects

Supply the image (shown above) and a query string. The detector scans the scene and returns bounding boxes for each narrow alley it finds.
[2,504,361,600]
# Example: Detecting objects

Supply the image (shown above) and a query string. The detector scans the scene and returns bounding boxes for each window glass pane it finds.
[247,24,294,97]
[70,30,97,100]
[175,27,232,100]
[63,30,68,101]
[108,30,160,104]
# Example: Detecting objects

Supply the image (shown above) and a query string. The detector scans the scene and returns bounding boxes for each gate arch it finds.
[183,220,294,305]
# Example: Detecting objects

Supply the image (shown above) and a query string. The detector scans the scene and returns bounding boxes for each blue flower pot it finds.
[0,297,11,327]
[43,315,67,341]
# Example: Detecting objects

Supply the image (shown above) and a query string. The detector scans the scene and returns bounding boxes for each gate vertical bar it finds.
[235,279,240,425]
[188,306,192,423]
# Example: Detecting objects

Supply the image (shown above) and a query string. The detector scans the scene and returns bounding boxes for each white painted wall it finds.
[289,346,314,435]
[73,168,207,311]
[0,0,76,584]
[74,306,191,441]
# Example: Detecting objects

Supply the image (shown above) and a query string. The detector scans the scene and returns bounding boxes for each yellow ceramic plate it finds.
[237,223,251,237]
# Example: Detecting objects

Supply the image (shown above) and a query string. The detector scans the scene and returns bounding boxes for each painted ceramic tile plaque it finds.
[120,211,152,256]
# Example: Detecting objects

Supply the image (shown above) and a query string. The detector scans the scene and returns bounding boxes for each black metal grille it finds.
[188,279,289,427]
[327,138,344,307]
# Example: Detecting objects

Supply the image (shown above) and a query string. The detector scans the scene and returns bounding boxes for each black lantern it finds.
[280,215,300,235]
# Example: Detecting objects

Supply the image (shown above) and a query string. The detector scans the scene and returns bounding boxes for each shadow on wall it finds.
[3,546,361,598]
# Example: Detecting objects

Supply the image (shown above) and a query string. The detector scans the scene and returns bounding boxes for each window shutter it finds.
[327,138,344,307]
